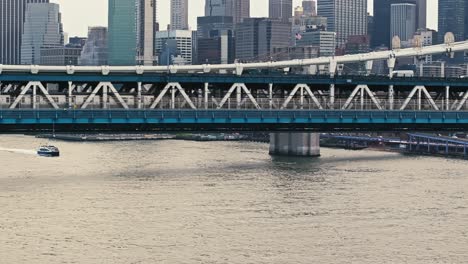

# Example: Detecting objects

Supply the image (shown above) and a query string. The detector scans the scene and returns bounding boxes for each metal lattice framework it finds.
[1,76,468,112]
[0,41,467,114]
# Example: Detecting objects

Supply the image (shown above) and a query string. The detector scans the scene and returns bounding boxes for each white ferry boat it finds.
[37,145,60,157]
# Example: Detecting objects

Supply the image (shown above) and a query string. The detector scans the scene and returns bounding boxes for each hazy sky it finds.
[52,0,438,37]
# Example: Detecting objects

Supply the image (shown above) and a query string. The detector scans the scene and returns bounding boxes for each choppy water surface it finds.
[1,135,468,263]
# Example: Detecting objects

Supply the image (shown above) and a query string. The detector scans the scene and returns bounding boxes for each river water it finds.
[1,135,468,263]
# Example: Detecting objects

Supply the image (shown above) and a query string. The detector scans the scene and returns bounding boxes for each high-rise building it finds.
[231,0,250,24]
[0,0,49,65]
[197,16,234,64]
[367,14,374,38]
[68,37,87,48]
[79,27,108,66]
[296,30,336,57]
[294,6,304,17]
[466,1,468,40]
[317,0,367,46]
[416,0,426,31]
[372,0,391,48]
[344,35,370,74]
[108,0,137,65]
[302,0,316,16]
[40,46,82,66]
[156,30,193,65]
[235,18,291,61]
[390,3,417,42]
[205,0,249,25]
[171,0,188,30]
[269,0,293,22]
[372,0,426,48]
[136,0,157,65]
[21,2,63,64]
[205,0,224,16]
[292,14,327,45]
[438,0,466,42]
[197,16,234,39]
[197,30,235,64]
[273,46,319,60]
[345,35,370,54]
[413,28,435,63]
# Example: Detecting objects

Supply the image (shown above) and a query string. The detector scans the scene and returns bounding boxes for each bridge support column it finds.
[446,86,450,111]
[68,81,73,108]
[102,84,108,109]
[137,82,142,109]
[204,82,209,109]
[269,133,320,157]
[387,57,396,77]
[269,83,273,109]
[32,84,37,109]
[329,84,335,109]
[441,61,445,78]
[389,85,394,110]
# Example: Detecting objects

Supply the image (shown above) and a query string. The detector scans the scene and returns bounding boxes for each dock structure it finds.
[406,133,468,159]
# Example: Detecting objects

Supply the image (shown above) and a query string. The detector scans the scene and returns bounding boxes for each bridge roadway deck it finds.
[1,73,468,87]
[1,110,468,132]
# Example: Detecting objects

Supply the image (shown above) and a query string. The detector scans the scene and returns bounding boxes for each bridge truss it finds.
[1,40,468,132]
[1,75,468,112]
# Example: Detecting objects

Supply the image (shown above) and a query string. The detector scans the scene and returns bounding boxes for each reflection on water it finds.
[1,135,468,263]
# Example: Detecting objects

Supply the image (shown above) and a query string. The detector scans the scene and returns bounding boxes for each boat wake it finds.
[0,147,36,155]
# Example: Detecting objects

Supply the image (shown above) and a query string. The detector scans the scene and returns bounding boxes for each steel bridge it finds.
[0,41,468,132]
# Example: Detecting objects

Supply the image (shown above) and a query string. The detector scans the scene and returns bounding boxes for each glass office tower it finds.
[0,0,49,64]
[20,2,63,64]
[438,0,466,42]
[108,0,137,65]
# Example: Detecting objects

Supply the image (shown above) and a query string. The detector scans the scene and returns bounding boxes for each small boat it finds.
[37,145,60,157]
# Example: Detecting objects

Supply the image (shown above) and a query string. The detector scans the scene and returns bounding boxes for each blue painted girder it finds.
[1,110,468,129]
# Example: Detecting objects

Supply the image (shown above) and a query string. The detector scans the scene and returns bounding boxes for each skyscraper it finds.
[390,3,417,42]
[136,0,157,65]
[108,0,137,65]
[171,0,188,30]
[205,0,224,16]
[20,2,63,64]
[302,0,316,16]
[416,0,426,31]
[317,0,367,46]
[79,27,108,66]
[438,0,466,42]
[372,0,426,48]
[269,0,293,22]
[372,0,391,48]
[235,18,291,61]
[156,30,193,65]
[205,0,249,24]
[197,16,234,39]
[466,1,468,40]
[232,0,250,24]
[0,0,49,65]
[296,30,336,57]
[197,16,234,64]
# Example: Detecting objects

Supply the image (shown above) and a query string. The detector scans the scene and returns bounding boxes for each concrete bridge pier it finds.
[269,133,320,157]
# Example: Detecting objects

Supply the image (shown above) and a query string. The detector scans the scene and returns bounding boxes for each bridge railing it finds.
[1,97,467,111]
[0,109,467,119]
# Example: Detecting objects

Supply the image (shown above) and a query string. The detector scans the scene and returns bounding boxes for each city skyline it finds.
[52,0,439,37]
